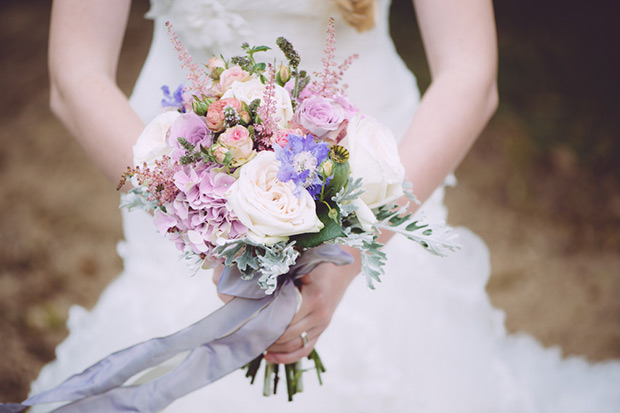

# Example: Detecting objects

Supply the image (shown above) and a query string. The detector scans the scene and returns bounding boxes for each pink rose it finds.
[206,98,242,132]
[218,125,254,165]
[295,95,345,140]
[219,66,251,92]
[272,128,303,148]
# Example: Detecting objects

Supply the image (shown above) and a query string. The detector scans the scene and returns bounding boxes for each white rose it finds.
[222,78,293,128]
[352,198,377,231]
[133,111,181,166]
[226,151,323,244]
[344,114,405,209]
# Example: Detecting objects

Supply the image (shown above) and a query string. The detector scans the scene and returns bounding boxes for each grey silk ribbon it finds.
[0,244,353,412]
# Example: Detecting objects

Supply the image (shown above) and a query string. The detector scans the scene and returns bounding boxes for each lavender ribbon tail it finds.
[0,244,353,412]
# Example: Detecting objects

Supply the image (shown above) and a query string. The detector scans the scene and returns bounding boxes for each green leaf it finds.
[254,62,266,72]
[251,45,271,53]
[291,207,345,249]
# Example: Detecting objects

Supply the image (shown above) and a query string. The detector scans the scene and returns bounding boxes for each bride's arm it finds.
[49,0,143,184]
[265,0,498,364]
[400,0,498,203]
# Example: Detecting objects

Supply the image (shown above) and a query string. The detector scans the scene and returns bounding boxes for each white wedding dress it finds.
[30,0,620,411]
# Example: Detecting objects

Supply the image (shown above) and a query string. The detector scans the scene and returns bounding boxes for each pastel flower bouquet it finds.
[2,20,460,412]
[122,20,457,291]
[118,19,460,399]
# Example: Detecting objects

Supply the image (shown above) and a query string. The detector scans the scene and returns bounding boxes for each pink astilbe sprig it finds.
[335,53,359,95]
[310,18,358,98]
[118,156,181,207]
[254,64,280,150]
[166,21,212,96]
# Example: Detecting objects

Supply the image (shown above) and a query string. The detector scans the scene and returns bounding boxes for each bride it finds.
[27,0,620,411]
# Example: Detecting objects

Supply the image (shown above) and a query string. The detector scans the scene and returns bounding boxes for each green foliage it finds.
[332,177,365,218]
[120,187,158,212]
[256,242,299,293]
[231,42,272,81]
[374,203,460,257]
[213,239,299,294]
[291,206,346,249]
[334,229,386,289]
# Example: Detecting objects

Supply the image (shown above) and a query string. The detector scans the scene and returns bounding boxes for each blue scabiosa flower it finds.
[161,84,185,112]
[274,134,330,199]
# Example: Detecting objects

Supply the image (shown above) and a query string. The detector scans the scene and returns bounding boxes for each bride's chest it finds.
[148,0,325,18]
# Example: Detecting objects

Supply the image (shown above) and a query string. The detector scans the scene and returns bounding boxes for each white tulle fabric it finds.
[30,0,620,411]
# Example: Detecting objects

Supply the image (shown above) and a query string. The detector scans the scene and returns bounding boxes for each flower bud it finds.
[239,111,250,125]
[319,159,333,177]
[275,64,291,86]
[322,160,350,200]
[192,96,216,116]
[212,144,230,164]
[207,57,226,79]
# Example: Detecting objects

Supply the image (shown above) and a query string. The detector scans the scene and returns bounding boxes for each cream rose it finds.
[222,78,293,128]
[344,114,405,208]
[225,151,323,244]
[133,110,181,166]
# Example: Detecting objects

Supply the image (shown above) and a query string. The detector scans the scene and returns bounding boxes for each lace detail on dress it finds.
[146,0,253,51]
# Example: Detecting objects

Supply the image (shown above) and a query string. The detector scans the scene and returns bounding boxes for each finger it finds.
[267,325,321,353]
[271,310,328,347]
[211,265,224,286]
[217,291,234,304]
[264,336,318,364]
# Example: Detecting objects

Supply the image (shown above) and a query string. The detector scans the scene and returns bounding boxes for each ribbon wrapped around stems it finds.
[0,244,353,412]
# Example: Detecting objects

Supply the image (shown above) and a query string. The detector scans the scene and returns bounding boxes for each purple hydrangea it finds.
[154,162,247,262]
[274,134,330,199]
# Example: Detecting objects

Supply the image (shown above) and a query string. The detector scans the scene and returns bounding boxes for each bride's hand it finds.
[211,264,233,303]
[264,260,359,364]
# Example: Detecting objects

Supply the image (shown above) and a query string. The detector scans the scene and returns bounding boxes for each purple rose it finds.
[295,95,345,141]
[167,112,212,160]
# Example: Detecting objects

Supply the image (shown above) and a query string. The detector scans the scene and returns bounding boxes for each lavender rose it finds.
[295,95,345,141]
[166,112,212,160]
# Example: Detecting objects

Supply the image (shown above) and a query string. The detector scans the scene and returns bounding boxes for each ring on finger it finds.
[300,331,309,347]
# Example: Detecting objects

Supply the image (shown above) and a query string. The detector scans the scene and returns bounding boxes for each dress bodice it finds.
[133,0,420,141]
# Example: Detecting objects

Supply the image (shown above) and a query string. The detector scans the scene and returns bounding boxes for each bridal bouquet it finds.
[3,20,458,412]
[117,19,459,399]
[121,20,457,294]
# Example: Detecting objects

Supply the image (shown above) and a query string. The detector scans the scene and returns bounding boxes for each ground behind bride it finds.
[1,0,619,401]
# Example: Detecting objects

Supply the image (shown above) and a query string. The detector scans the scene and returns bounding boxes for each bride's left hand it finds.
[263,260,359,364]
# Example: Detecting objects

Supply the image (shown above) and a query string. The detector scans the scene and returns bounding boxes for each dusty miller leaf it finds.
[375,203,460,256]
[333,229,386,289]
[332,177,364,218]
[120,187,158,212]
